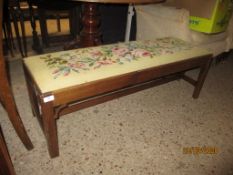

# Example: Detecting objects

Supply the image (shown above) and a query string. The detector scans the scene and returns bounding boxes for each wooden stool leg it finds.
[25,81,37,117]
[0,77,33,150]
[193,57,212,99]
[23,67,40,117]
[40,96,59,158]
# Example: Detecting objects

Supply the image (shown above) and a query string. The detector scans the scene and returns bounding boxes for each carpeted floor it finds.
[0,53,233,174]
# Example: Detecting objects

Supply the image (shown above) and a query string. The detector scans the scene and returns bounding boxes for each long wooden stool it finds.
[23,37,212,158]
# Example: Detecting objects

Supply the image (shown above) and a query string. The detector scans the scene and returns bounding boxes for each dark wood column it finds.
[80,2,102,47]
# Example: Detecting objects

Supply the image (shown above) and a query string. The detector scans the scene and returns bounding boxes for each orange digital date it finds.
[183,146,219,155]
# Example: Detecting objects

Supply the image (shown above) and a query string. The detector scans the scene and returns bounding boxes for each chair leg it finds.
[193,57,212,99]
[10,9,25,58]
[69,9,75,38]
[0,126,16,175]
[0,88,4,106]
[69,6,81,38]
[3,19,15,57]
[40,95,59,158]
[2,24,14,57]
[0,75,33,150]
[28,1,43,53]
[16,0,28,57]
[56,14,61,32]
[19,13,27,57]
[38,8,50,47]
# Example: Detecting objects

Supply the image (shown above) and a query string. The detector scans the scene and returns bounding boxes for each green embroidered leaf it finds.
[83,57,95,62]
[89,62,94,67]
[59,60,68,64]
[48,62,54,65]
[62,53,70,57]
[72,69,79,73]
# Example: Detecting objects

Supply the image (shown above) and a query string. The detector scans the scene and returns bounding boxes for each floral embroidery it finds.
[40,37,192,78]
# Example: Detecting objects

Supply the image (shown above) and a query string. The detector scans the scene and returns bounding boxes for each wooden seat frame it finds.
[23,53,212,158]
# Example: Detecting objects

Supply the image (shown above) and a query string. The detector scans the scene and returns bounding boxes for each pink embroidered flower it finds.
[53,69,60,74]
[68,62,85,69]
[93,59,115,69]
[64,71,70,76]
[98,59,115,65]
[131,49,151,57]
[112,47,129,56]
[159,49,174,55]
[90,50,103,58]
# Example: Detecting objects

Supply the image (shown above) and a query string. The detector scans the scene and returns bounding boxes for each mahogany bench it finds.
[23,37,212,158]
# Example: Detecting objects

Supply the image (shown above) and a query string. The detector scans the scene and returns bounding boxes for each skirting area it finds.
[0,57,233,174]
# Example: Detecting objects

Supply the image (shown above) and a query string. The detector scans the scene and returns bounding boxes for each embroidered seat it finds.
[23,37,213,158]
[24,37,210,93]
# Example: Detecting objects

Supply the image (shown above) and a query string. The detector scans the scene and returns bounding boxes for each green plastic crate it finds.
[189,0,233,33]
